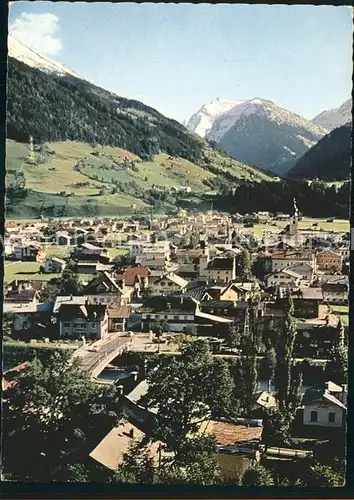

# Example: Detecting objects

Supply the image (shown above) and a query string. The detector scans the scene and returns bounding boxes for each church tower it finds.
[27,135,36,165]
[289,198,299,236]
[199,240,210,278]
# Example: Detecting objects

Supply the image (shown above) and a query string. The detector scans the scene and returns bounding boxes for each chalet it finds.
[265,269,302,289]
[44,256,66,274]
[207,257,236,283]
[58,302,108,340]
[150,273,189,295]
[74,243,110,264]
[140,295,198,332]
[83,271,131,307]
[119,265,150,298]
[4,282,40,305]
[316,250,342,272]
[13,244,45,262]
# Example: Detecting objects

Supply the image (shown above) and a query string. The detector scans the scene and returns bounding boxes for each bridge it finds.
[72,333,132,379]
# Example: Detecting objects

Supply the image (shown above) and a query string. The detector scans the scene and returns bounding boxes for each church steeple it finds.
[289,198,299,236]
[27,135,36,165]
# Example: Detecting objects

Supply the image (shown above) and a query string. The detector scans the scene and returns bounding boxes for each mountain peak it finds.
[312,98,352,132]
[186,96,328,175]
[8,35,80,79]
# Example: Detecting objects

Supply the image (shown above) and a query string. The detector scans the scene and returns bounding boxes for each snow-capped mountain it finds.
[185,98,243,138]
[186,97,328,175]
[7,36,80,78]
[312,98,352,132]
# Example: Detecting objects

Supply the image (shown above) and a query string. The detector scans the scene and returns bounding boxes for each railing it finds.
[84,338,132,374]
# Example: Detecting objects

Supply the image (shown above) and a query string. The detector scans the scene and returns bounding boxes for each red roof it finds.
[122,266,150,287]
[2,361,31,392]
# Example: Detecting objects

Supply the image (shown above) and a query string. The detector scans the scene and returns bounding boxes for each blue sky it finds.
[8,2,353,122]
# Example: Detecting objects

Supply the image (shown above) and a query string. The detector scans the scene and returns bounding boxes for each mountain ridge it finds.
[8,35,80,78]
[312,98,352,131]
[288,123,352,181]
[186,97,328,175]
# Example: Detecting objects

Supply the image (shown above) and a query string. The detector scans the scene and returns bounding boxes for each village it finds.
[2,202,349,483]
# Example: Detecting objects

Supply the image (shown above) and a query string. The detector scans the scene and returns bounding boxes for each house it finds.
[316,250,342,272]
[119,265,150,298]
[301,384,347,429]
[294,310,341,358]
[44,256,66,274]
[286,262,315,284]
[89,419,170,472]
[252,391,277,417]
[13,244,45,262]
[130,240,170,260]
[201,419,263,478]
[58,302,108,340]
[270,250,316,274]
[265,269,302,289]
[207,257,236,283]
[322,279,348,305]
[83,271,131,307]
[140,295,198,332]
[74,243,110,263]
[56,232,74,246]
[291,287,324,319]
[219,282,256,302]
[107,306,131,332]
[2,301,52,334]
[4,282,40,304]
[150,273,189,295]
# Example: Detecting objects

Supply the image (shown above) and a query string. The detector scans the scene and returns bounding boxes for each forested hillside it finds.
[215,180,350,219]
[288,123,352,181]
[7,57,205,162]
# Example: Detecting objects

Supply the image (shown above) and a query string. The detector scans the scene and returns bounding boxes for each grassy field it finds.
[43,245,74,258]
[236,218,349,239]
[330,305,349,326]
[4,261,92,284]
[6,139,276,218]
[107,248,129,260]
[6,189,149,219]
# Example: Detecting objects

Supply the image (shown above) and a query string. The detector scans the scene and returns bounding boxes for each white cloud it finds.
[9,13,62,56]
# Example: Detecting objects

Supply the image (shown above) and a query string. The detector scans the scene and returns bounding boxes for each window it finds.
[328,412,336,423]
[91,323,96,328]
[310,410,318,422]
[63,322,70,327]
